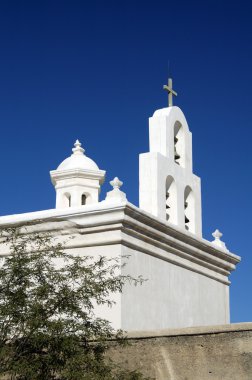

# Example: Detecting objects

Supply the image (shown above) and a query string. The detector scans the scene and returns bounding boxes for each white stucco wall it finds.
[0,202,239,332]
[139,106,202,237]
[65,244,123,330]
[121,246,229,331]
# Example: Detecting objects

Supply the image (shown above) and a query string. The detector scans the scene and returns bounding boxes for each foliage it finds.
[0,226,148,380]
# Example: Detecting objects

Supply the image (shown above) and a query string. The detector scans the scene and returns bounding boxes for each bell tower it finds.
[139,81,202,236]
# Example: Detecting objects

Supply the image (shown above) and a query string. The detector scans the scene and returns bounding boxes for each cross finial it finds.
[163,78,177,107]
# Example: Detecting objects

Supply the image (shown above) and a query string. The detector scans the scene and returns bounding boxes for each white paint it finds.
[50,140,105,208]
[105,177,127,203]
[212,229,229,251]
[67,245,122,330]
[121,246,229,331]
[0,105,241,331]
[0,201,240,331]
[139,106,202,236]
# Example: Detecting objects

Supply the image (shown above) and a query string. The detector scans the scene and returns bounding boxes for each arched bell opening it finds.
[81,194,86,205]
[81,192,92,206]
[184,186,195,233]
[174,121,185,167]
[165,176,177,225]
[63,192,71,208]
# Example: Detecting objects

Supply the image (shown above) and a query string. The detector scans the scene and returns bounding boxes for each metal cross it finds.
[163,78,177,107]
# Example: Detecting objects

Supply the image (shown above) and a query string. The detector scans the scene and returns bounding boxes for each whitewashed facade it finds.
[0,105,240,331]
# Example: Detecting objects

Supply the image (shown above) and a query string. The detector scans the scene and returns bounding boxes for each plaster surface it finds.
[50,140,105,208]
[121,246,229,331]
[139,106,202,236]
[0,105,241,331]
[0,201,240,331]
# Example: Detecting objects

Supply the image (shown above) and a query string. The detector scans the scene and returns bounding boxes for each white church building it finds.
[0,82,240,331]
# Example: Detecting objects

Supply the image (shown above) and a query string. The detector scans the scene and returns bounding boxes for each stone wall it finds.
[108,323,252,380]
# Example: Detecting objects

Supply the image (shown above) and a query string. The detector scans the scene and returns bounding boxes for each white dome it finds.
[57,140,99,171]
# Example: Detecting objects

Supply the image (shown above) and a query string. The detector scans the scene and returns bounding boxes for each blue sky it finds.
[0,0,251,323]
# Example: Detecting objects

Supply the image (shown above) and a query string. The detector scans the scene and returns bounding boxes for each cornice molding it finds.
[0,201,240,285]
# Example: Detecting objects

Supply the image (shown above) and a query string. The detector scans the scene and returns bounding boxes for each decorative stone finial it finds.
[105,177,127,203]
[212,229,222,240]
[72,139,85,155]
[110,177,123,190]
[212,229,228,251]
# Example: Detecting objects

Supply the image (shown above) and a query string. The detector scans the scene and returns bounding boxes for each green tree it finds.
[0,226,148,380]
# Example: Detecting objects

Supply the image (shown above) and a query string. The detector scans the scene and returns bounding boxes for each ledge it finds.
[0,201,240,285]
[126,322,252,339]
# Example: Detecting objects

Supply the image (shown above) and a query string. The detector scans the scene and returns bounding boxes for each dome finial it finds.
[72,139,85,155]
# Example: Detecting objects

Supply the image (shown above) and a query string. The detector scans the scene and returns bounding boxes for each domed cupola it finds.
[50,140,105,209]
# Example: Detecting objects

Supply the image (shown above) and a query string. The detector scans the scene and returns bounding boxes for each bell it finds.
[166,192,170,207]
[174,147,180,161]
[166,199,170,208]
